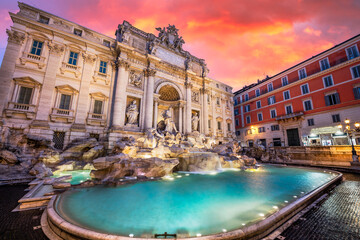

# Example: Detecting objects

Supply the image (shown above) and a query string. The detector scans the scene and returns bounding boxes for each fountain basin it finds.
[42,165,342,239]
[51,170,91,185]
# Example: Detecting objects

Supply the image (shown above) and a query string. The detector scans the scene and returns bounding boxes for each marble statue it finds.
[126,100,139,124]
[163,110,177,133]
[192,112,199,131]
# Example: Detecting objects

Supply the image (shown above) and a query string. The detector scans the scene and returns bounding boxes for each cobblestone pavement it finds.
[0,184,48,240]
[279,173,360,240]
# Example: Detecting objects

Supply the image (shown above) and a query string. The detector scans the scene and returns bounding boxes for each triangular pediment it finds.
[55,84,79,93]
[13,76,42,86]
[90,92,108,99]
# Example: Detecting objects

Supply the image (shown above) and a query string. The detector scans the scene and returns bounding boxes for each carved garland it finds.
[6,29,26,45]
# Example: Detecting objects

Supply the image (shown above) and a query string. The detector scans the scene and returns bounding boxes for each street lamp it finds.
[338,118,360,163]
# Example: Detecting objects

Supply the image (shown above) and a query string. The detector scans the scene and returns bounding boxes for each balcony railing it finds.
[60,62,81,78]
[20,52,46,69]
[50,108,75,123]
[276,111,304,121]
[87,112,106,126]
[8,102,36,112]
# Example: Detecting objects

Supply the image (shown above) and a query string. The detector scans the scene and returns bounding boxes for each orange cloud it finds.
[0,0,360,91]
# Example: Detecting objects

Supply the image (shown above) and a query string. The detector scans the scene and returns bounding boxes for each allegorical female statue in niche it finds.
[126,100,139,125]
[192,112,199,131]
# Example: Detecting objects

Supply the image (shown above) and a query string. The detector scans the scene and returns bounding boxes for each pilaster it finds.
[144,68,156,130]
[0,29,25,116]
[185,81,193,134]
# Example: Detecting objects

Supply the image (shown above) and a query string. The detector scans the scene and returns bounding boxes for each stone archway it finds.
[154,83,184,132]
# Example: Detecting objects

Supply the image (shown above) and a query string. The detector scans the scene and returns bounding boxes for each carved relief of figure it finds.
[192,112,199,131]
[192,91,199,103]
[115,23,129,43]
[126,100,139,125]
[163,110,177,133]
[174,36,185,50]
[129,71,143,88]
[156,27,167,42]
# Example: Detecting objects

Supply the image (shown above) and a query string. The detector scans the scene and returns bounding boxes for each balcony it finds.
[86,112,106,126]
[60,62,81,78]
[4,102,37,119]
[276,111,304,122]
[19,52,46,69]
[92,71,111,85]
[50,108,75,123]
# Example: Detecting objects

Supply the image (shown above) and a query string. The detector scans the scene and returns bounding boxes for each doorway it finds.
[286,128,300,146]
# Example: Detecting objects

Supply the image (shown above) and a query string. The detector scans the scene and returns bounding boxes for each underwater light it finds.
[222,229,227,232]
[196,233,202,237]
[129,233,134,237]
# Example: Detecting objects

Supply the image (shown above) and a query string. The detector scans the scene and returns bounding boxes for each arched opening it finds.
[158,85,180,101]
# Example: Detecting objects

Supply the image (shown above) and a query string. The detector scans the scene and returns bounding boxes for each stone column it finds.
[112,59,130,128]
[211,95,217,136]
[179,103,183,134]
[34,42,65,124]
[185,82,192,134]
[144,68,156,130]
[153,100,158,128]
[222,97,227,135]
[230,99,236,134]
[73,52,96,127]
[202,89,209,135]
[0,29,25,115]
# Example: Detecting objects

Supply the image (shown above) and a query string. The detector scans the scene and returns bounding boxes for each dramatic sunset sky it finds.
[1,0,360,91]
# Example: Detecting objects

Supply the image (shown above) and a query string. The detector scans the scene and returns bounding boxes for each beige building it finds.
[0,3,235,149]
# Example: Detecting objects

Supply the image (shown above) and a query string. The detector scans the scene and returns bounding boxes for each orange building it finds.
[234,34,360,147]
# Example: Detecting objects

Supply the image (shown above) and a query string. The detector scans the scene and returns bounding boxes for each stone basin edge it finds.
[42,167,343,240]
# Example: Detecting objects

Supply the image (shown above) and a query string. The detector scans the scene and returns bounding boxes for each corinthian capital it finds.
[144,68,157,77]
[116,59,130,70]
[82,52,97,63]
[48,42,65,56]
[6,29,25,45]
[185,82,193,89]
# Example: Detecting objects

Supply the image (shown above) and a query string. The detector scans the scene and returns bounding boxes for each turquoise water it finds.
[55,165,337,238]
[51,170,91,185]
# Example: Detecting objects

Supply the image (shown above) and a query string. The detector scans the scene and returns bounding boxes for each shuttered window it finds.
[93,100,103,114]
[59,94,71,110]
[354,86,360,100]
[325,93,340,106]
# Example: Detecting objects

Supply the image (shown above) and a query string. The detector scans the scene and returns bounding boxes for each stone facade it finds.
[0,3,235,149]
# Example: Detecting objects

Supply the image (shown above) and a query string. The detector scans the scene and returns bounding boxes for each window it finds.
[268,96,276,105]
[103,40,110,47]
[346,45,359,60]
[268,83,273,92]
[73,28,82,36]
[235,119,239,126]
[99,61,107,74]
[271,125,279,131]
[89,133,100,141]
[282,76,288,86]
[303,99,313,111]
[234,99,238,105]
[319,58,330,71]
[257,112,263,121]
[93,100,103,114]
[256,100,261,109]
[332,114,341,123]
[255,89,260,97]
[30,40,43,56]
[259,127,265,133]
[59,94,71,110]
[217,121,222,130]
[354,86,360,99]
[17,86,33,104]
[208,120,211,128]
[270,109,277,118]
[325,93,340,106]
[285,105,293,114]
[323,75,333,88]
[246,116,251,124]
[234,109,239,115]
[244,104,250,112]
[244,94,249,101]
[236,131,240,136]
[283,90,290,100]
[39,15,49,24]
[68,51,78,65]
[351,65,360,79]
[216,84,219,88]
[227,123,231,131]
[308,118,314,126]
[298,68,307,80]
[53,131,65,150]
[301,83,309,94]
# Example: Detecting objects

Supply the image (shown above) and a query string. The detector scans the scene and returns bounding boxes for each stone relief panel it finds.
[18,8,37,20]
[191,91,200,103]
[131,37,146,52]
[128,70,144,88]
[51,20,71,32]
